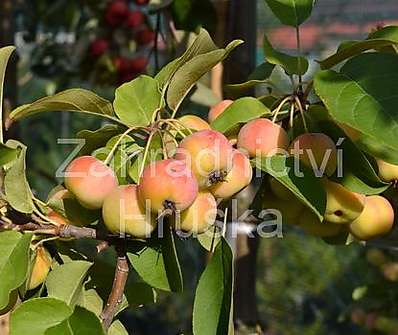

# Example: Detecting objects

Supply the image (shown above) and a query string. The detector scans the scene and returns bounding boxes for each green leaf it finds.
[211,97,271,133]
[357,135,398,165]
[0,46,15,143]
[77,124,123,156]
[255,155,326,220]
[0,231,32,310]
[225,62,275,94]
[197,227,221,252]
[314,53,398,158]
[0,142,18,166]
[46,261,93,308]
[104,135,142,185]
[368,25,398,53]
[125,282,157,307]
[106,134,136,150]
[263,35,308,75]
[155,29,218,88]
[45,306,105,335]
[113,75,162,127]
[4,140,34,213]
[369,25,398,40]
[167,39,243,111]
[162,223,183,292]
[45,321,73,335]
[92,143,138,185]
[10,297,72,335]
[319,40,398,70]
[128,133,162,183]
[77,289,103,317]
[108,320,128,335]
[193,237,233,335]
[258,95,279,109]
[9,89,117,125]
[128,223,183,292]
[319,26,398,69]
[68,306,105,335]
[264,0,315,27]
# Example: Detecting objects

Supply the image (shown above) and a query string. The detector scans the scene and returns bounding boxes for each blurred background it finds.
[2,0,398,334]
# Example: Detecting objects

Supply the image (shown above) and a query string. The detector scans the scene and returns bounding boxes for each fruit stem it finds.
[138,130,155,182]
[289,102,295,129]
[100,244,129,330]
[104,126,140,166]
[222,207,228,238]
[154,128,169,159]
[209,224,218,253]
[32,196,48,208]
[33,207,57,226]
[271,96,293,123]
[161,118,193,136]
[32,236,59,249]
[294,96,308,133]
[152,85,168,123]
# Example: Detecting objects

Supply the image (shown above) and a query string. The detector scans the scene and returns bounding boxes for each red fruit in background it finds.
[90,38,109,58]
[134,0,149,6]
[113,57,130,72]
[135,29,155,46]
[105,0,129,27]
[113,57,142,84]
[130,57,148,73]
[126,10,145,28]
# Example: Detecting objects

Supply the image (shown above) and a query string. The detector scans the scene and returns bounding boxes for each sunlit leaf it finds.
[193,238,233,335]
[314,53,398,160]
[9,89,116,125]
[264,0,315,27]
[0,232,32,310]
[10,298,72,335]
[113,75,162,127]
[263,35,308,75]
[4,140,34,213]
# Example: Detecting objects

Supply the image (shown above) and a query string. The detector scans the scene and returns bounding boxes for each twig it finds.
[296,25,303,93]
[0,219,99,238]
[100,244,129,330]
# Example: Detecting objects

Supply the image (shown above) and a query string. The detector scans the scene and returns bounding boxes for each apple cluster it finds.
[47,99,395,243]
[59,122,252,238]
[88,0,154,84]
[206,100,395,242]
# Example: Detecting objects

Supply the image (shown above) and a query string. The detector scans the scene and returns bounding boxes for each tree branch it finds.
[100,244,129,330]
[0,218,100,239]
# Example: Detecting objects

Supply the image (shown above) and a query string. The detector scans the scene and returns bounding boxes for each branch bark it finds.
[100,245,129,330]
[0,219,99,239]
